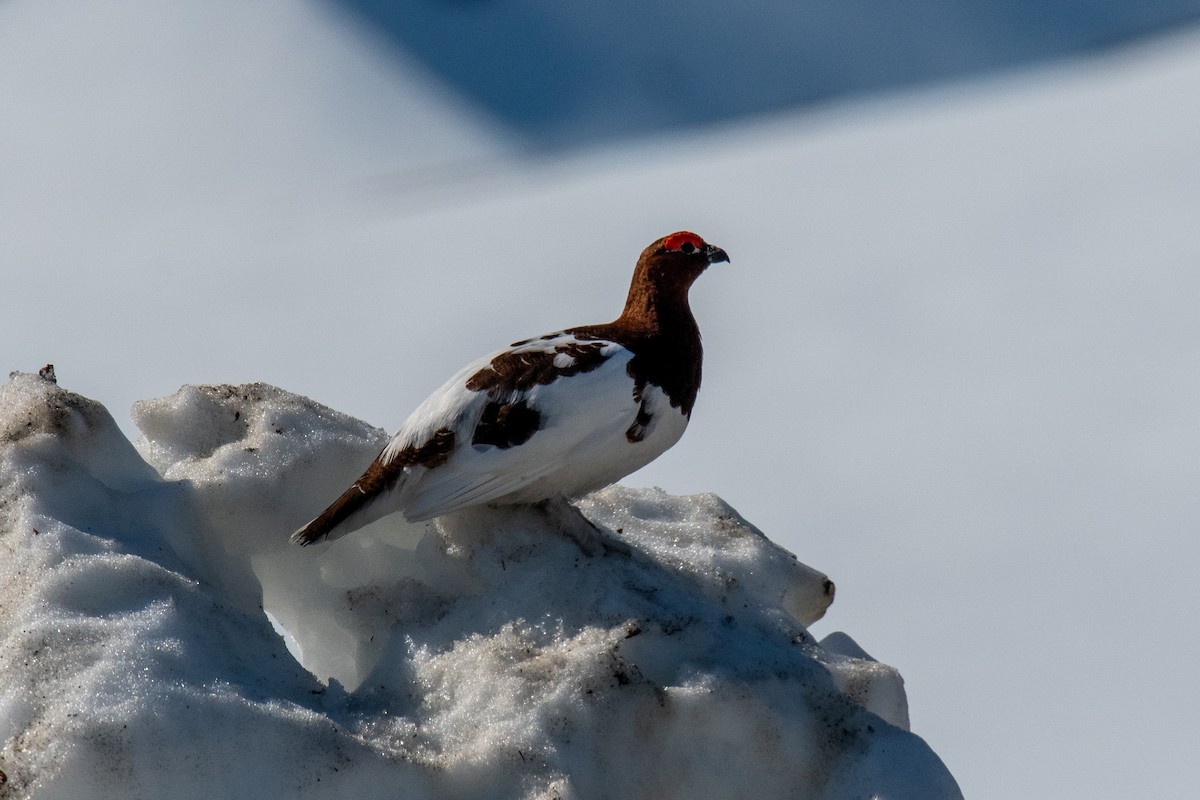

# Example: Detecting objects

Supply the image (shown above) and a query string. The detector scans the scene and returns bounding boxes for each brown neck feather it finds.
[618,269,691,331]
[570,254,705,415]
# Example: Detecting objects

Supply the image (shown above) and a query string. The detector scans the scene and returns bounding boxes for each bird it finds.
[291,231,729,548]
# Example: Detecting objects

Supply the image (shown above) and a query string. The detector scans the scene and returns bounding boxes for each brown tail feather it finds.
[290,459,399,546]
[292,426,457,546]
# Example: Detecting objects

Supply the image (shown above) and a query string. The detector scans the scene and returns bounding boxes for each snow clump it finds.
[0,371,960,799]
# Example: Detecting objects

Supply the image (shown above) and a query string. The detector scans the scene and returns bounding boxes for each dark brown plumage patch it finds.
[570,322,702,417]
[626,401,652,442]
[473,399,541,448]
[291,427,455,546]
[464,341,609,450]
[466,340,610,393]
[391,426,456,469]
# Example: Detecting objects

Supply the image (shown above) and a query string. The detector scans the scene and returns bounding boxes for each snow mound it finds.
[0,371,960,799]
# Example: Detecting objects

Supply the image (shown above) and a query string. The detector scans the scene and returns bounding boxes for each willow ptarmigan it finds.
[291,231,729,547]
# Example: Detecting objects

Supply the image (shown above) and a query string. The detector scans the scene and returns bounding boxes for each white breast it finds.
[497,382,690,505]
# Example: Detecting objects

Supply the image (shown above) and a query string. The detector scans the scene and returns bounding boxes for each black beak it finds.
[704,244,729,264]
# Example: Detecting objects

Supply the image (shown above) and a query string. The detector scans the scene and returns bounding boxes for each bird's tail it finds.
[290,458,401,546]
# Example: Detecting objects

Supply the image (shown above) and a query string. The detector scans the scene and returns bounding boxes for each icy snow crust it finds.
[0,372,960,799]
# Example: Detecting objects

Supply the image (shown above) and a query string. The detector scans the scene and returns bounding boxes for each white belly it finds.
[499,390,690,503]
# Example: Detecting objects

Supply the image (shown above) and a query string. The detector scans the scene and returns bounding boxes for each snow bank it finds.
[0,371,960,799]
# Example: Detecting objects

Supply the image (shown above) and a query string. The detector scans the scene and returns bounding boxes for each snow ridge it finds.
[0,372,960,799]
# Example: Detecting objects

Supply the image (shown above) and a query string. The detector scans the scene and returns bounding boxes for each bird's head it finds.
[637,231,729,290]
[617,231,728,328]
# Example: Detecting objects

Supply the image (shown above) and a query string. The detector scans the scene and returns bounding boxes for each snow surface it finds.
[0,371,959,799]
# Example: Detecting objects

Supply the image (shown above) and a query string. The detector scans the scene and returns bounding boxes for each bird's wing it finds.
[293,332,640,542]
[393,332,640,521]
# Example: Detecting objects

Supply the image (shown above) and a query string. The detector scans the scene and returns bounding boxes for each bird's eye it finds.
[680,241,696,254]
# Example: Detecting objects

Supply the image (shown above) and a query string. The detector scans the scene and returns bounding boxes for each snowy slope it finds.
[334,0,1200,145]
[0,372,959,799]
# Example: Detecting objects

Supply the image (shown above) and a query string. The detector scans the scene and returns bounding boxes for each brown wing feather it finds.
[290,458,398,546]
[290,426,456,546]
